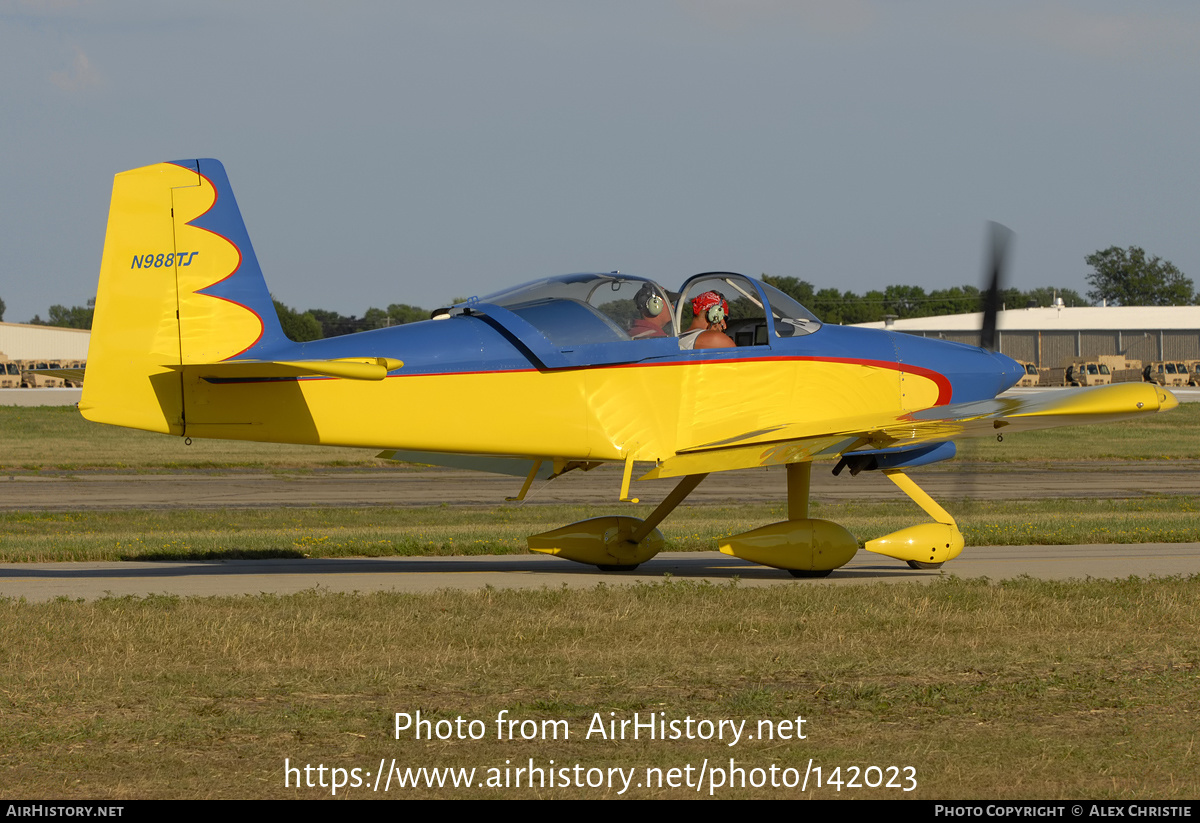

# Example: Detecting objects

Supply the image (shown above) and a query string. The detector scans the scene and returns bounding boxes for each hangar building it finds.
[0,322,91,361]
[855,306,1200,367]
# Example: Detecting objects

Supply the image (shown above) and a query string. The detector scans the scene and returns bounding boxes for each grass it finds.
[2,497,1199,563]
[955,400,1200,462]
[1,403,1198,471]
[1,407,1197,799]
[0,406,386,470]
[1,578,1197,799]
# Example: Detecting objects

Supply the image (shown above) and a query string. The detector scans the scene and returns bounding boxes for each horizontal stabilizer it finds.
[29,368,86,383]
[184,357,403,382]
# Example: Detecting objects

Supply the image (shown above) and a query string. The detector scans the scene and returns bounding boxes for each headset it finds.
[692,290,728,326]
[635,283,664,317]
[706,297,727,325]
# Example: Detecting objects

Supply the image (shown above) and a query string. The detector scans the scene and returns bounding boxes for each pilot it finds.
[628,283,672,339]
[679,291,736,350]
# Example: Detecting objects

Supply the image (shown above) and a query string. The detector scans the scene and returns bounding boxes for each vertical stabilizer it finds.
[80,159,290,434]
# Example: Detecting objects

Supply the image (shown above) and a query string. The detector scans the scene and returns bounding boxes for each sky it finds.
[2,0,1199,323]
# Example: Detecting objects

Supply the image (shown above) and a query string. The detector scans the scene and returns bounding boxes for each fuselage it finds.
[177,277,1024,465]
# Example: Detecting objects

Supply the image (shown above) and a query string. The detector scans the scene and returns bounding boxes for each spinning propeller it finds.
[954,221,1016,553]
[979,221,1013,351]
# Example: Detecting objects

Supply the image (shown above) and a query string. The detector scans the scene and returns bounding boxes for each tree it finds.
[761,275,815,306]
[301,303,431,338]
[361,307,390,330]
[29,304,94,329]
[809,288,847,323]
[0,295,5,322]
[1023,286,1085,308]
[307,308,355,338]
[881,284,927,317]
[273,298,323,342]
[1085,246,1195,306]
[387,303,429,325]
[924,286,979,316]
[845,289,886,324]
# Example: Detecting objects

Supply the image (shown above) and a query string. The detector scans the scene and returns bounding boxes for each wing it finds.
[642,382,1179,479]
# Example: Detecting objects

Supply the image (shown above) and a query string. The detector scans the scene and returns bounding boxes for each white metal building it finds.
[854,306,1200,366]
[0,322,90,361]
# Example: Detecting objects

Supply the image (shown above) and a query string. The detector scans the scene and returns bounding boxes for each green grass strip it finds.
[2,497,1198,562]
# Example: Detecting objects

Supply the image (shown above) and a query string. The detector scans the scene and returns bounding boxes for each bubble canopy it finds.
[471,272,821,348]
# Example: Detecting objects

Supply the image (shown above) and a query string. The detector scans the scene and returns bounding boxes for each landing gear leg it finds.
[865,469,964,568]
[527,474,709,570]
[628,473,708,545]
[786,461,809,520]
[785,464,833,576]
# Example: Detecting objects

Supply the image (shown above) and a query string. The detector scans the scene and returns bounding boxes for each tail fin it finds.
[80,159,291,434]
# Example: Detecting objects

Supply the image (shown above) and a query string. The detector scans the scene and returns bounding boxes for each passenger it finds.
[628,283,672,339]
[679,291,736,350]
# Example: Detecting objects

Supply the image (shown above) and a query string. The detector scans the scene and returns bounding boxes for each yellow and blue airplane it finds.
[79,159,1178,576]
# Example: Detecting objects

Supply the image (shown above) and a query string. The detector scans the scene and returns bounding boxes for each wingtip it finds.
[1157,388,1179,412]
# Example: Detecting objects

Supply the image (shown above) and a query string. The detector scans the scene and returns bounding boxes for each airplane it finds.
[76,158,1179,576]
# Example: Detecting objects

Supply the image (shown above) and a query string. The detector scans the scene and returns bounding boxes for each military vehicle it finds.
[1015,360,1040,387]
[1066,361,1111,387]
[1143,361,1189,387]
[0,355,20,389]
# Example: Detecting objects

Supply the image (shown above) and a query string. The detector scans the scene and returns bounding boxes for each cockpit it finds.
[468,272,821,350]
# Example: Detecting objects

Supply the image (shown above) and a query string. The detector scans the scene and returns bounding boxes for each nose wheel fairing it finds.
[863,470,964,566]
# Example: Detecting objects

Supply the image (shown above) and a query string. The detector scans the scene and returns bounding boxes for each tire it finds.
[906,560,943,570]
[787,568,833,578]
[596,564,640,572]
